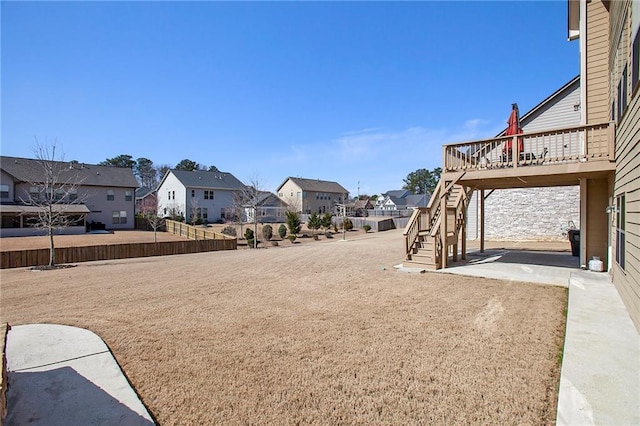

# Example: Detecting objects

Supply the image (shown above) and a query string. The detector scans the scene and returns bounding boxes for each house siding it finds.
[586,0,611,124]
[157,173,188,219]
[521,86,581,132]
[610,0,640,331]
[186,186,236,222]
[277,180,304,212]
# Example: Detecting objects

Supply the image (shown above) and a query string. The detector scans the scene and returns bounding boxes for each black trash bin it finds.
[568,229,580,257]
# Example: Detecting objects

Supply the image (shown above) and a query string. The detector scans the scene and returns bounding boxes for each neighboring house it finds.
[244,191,290,223]
[467,76,582,241]
[276,177,349,214]
[156,169,246,223]
[0,156,138,236]
[345,198,374,217]
[376,190,429,212]
[135,187,157,215]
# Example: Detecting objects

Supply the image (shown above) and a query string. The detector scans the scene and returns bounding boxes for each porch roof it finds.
[0,204,91,214]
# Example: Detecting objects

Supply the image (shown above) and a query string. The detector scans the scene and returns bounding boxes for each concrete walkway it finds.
[5,324,155,425]
[556,271,640,425]
[422,249,639,425]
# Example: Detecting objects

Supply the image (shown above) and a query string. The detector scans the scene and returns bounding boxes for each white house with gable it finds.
[157,169,246,223]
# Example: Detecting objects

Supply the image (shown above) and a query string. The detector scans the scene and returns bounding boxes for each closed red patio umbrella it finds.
[502,103,524,162]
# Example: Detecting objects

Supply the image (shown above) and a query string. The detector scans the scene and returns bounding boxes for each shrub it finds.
[221,226,237,237]
[278,224,287,239]
[307,213,322,235]
[247,238,255,247]
[286,211,301,235]
[262,224,273,241]
[363,224,371,233]
[244,228,254,241]
[287,234,297,243]
[343,218,353,231]
[321,213,333,230]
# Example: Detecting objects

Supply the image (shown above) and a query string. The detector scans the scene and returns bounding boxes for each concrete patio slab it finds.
[436,249,579,287]
[5,324,154,425]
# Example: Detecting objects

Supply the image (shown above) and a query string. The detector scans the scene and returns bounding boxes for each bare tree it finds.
[236,176,266,249]
[189,195,200,226]
[139,194,164,243]
[23,141,87,267]
[281,193,302,213]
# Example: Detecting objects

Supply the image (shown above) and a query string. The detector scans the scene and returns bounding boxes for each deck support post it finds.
[480,189,485,253]
[440,181,448,269]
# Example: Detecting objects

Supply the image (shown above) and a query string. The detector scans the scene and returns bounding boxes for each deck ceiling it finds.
[443,161,615,190]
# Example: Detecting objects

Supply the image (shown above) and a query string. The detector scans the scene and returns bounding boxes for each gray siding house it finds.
[276,177,349,214]
[156,169,246,223]
[0,156,138,236]
[466,76,582,241]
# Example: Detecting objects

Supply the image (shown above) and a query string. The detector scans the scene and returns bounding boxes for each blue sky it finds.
[1,1,578,196]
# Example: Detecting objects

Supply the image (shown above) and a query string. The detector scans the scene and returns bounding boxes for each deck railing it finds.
[443,122,614,172]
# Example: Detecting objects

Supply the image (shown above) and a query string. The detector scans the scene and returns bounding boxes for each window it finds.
[617,65,628,120]
[107,189,114,201]
[54,189,65,201]
[204,190,214,200]
[297,192,301,199]
[125,190,132,201]
[69,188,78,201]
[172,191,175,200]
[633,28,640,94]
[168,190,171,200]
[196,208,208,220]
[633,0,640,94]
[29,186,39,201]
[112,210,127,225]
[0,184,8,199]
[616,194,626,270]
[191,189,195,198]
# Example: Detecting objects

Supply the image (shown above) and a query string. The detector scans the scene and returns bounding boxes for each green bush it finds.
[321,213,333,230]
[244,228,254,241]
[287,234,297,243]
[307,212,322,235]
[286,211,301,235]
[247,238,255,247]
[262,224,273,241]
[278,224,287,239]
[221,226,237,237]
[363,224,371,233]
[343,218,353,231]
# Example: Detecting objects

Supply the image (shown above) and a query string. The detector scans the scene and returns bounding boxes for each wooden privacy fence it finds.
[165,220,235,241]
[1,238,237,269]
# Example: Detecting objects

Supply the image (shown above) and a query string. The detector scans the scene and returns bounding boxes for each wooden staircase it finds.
[403,174,471,270]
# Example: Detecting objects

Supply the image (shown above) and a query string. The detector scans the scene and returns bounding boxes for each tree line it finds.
[97,154,219,189]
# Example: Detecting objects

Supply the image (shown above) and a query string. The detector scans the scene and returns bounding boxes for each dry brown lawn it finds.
[0,229,567,425]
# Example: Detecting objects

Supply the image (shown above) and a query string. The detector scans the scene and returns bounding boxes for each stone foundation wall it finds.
[483,186,580,241]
